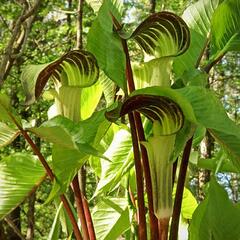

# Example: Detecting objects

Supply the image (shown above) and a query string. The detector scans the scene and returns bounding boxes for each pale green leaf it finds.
[173,0,220,77]
[92,197,130,240]
[211,0,240,54]
[94,129,133,196]
[0,153,45,219]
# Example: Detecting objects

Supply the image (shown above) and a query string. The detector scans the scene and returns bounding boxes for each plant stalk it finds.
[122,35,158,240]
[82,194,96,240]
[111,13,158,239]
[128,112,147,239]
[169,137,193,240]
[11,115,83,240]
[72,176,90,240]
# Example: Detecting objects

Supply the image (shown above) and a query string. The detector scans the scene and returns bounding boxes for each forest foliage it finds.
[0,0,240,239]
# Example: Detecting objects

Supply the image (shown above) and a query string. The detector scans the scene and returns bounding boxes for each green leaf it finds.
[80,81,103,120]
[173,0,220,77]
[21,50,99,104]
[130,11,190,58]
[28,117,76,149]
[189,177,240,240]
[211,0,240,54]
[87,0,127,92]
[172,186,198,220]
[0,153,45,219]
[177,86,240,169]
[92,197,130,240]
[0,122,19,147]
[94,129,133,196]
[51,145,86,195]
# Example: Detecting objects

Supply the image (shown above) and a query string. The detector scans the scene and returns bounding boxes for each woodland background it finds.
[0,0,239,239]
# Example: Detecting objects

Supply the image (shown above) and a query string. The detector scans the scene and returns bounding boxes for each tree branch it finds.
[0,0,41,85]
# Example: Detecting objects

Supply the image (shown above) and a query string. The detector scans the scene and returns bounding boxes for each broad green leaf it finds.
[211,0,240,55]
[99,71,116,107]
[21,50,99,104]
[173,0,220,77]
[36,112,109,197]
[0,153,45,219]
[92,197,130,240]
[189,177,240,240]
[28,117,76,149]
[51,145,86,194]
[94,129,133,196]
[0,122,19,147]
[87,0,127,92]
[130,11,190,58]
[180,188,198,220]
[177,86,240,169]
[182,0,219,37]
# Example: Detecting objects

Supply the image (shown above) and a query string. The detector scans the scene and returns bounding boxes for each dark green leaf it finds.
[87,0,127,92]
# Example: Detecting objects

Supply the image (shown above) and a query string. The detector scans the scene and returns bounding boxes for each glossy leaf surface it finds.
[0,153,45,219]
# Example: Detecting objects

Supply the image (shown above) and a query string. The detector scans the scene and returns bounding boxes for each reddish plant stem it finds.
[122,33,158,240]
[82,194,96,240]
[11,116,83,240]
[72,176,90,240]
[111,13,157,239]
[134,113,159,240]
[159,218,170,240]
[128,112,147,240]
[169,137,193,240]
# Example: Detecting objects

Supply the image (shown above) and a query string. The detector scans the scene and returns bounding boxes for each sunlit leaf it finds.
[173,0,220,77]
[94,129,133,196]
[0,153,45,219]
[92,197,130,240]
[211,0,240,55]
